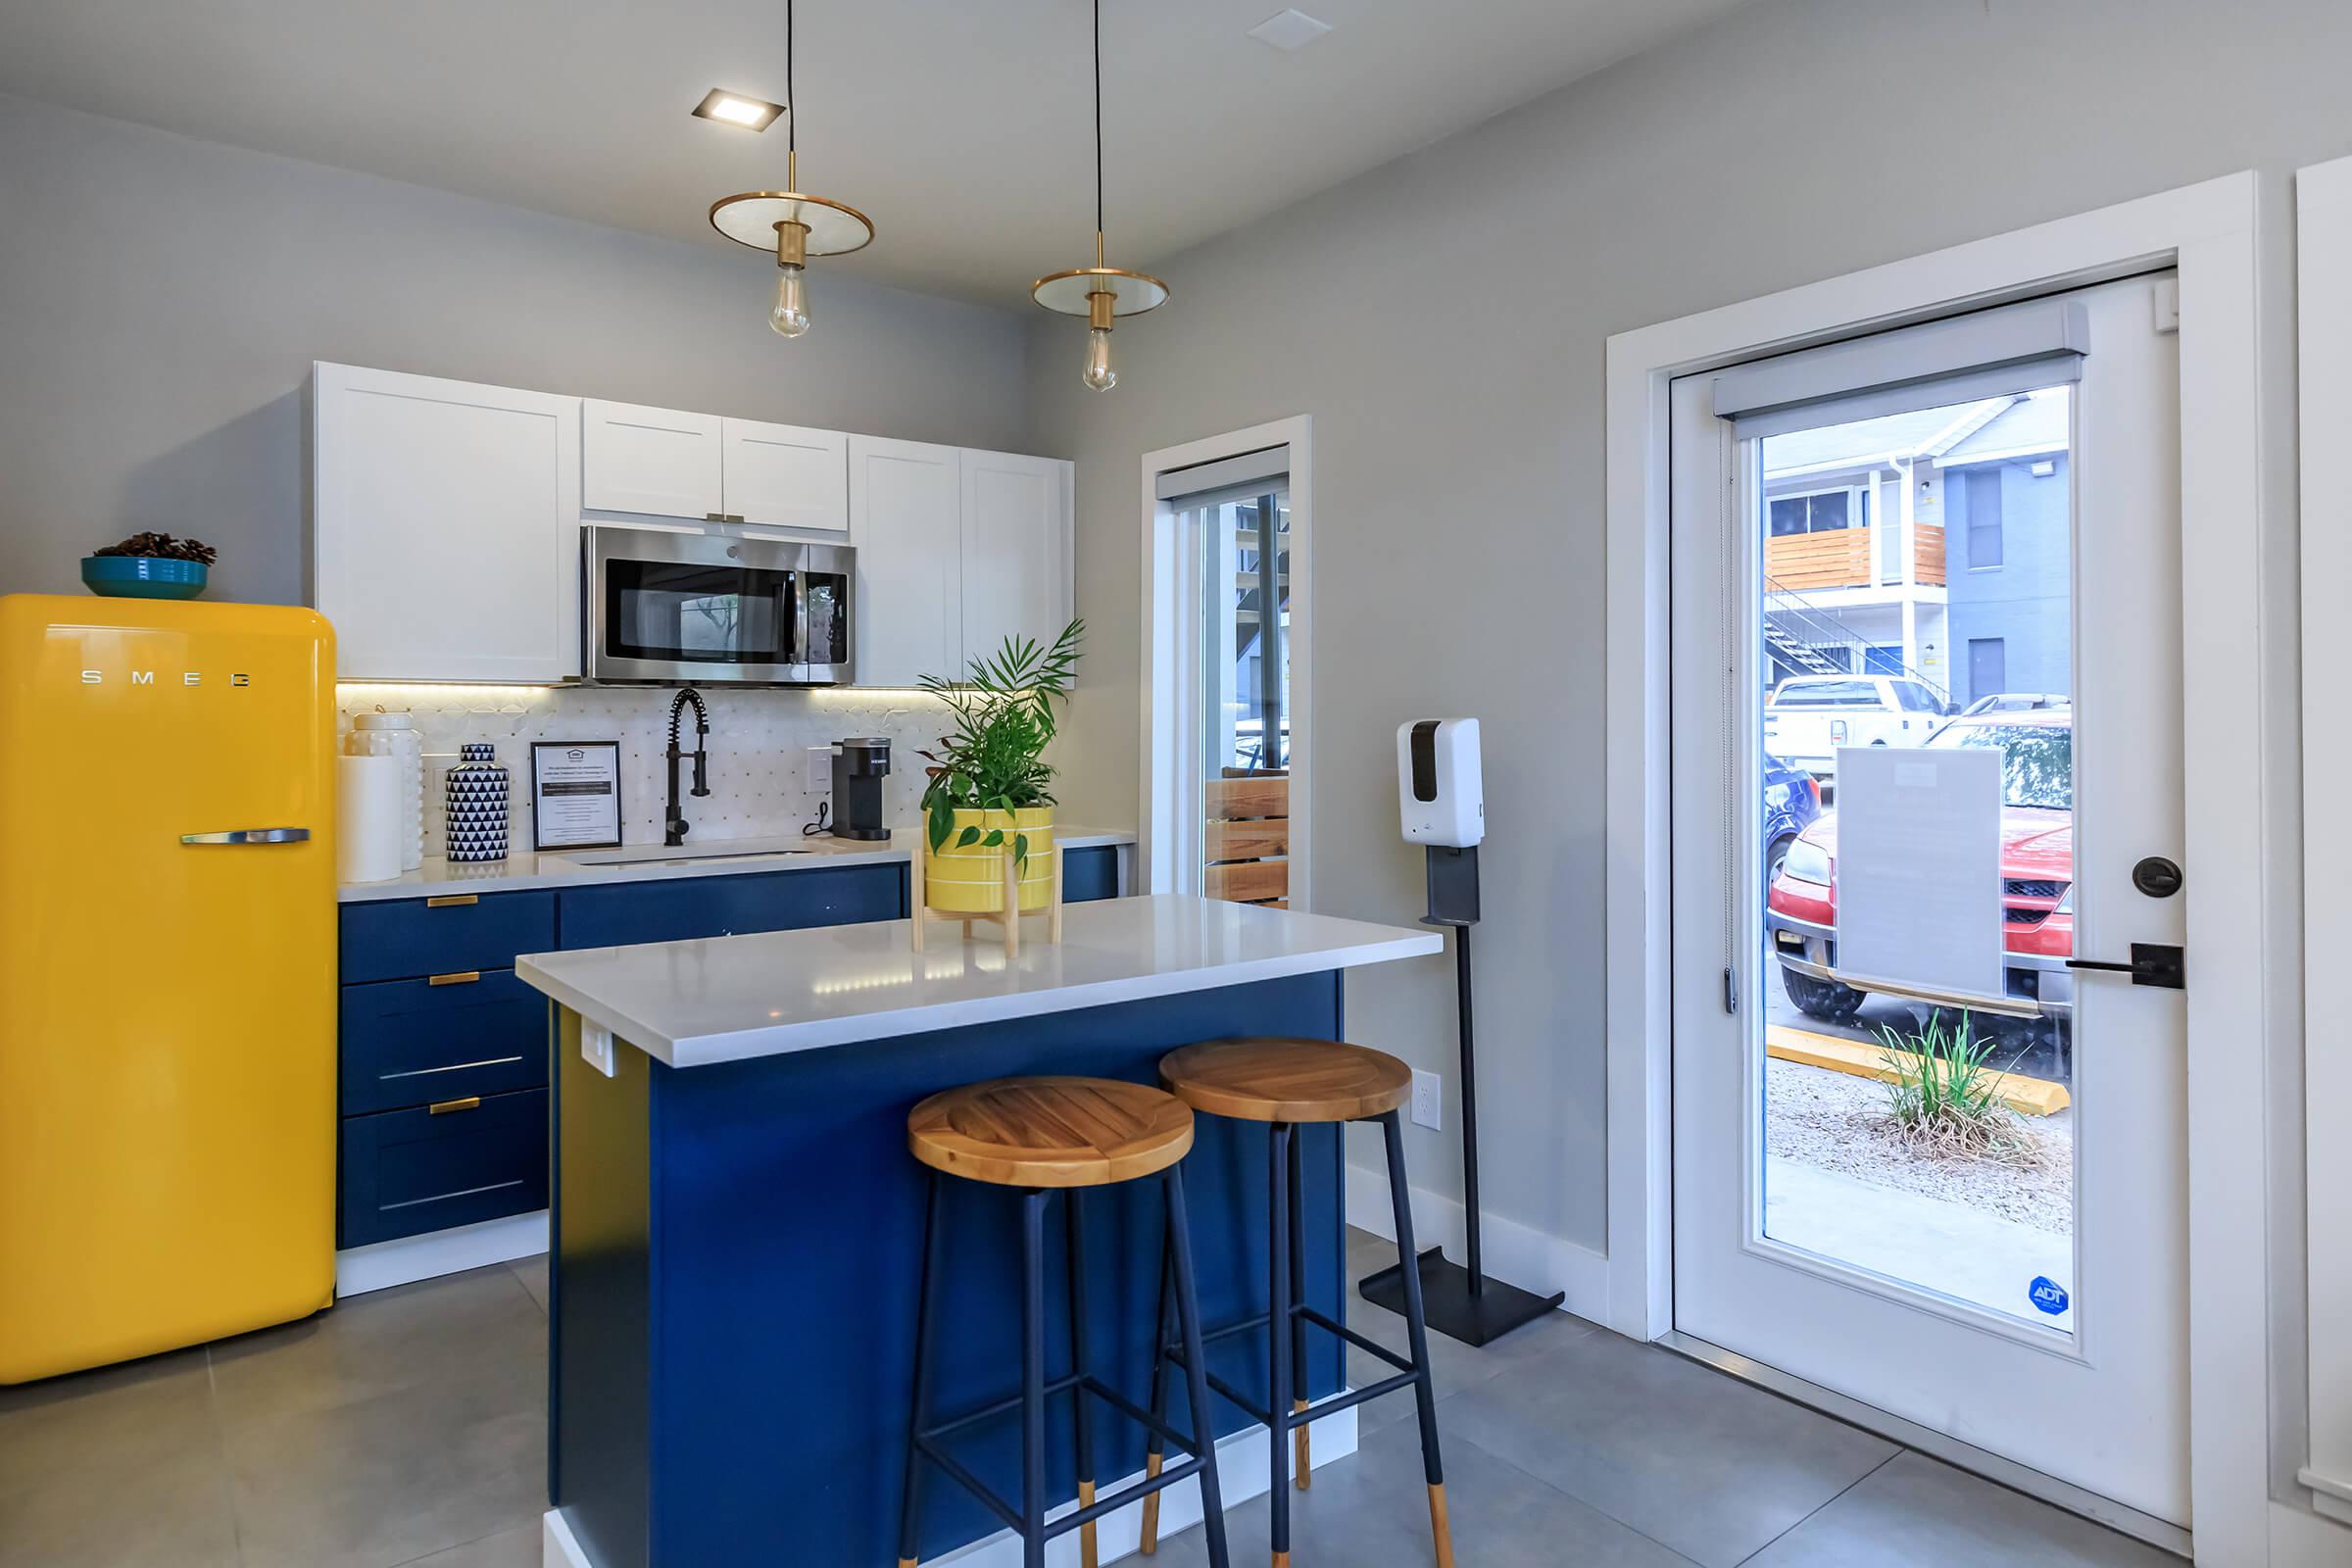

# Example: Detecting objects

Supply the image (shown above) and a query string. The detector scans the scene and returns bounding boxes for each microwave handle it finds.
[792,566,811,675]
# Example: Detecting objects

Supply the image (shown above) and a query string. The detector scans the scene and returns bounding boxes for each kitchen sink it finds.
[558,844,820,868]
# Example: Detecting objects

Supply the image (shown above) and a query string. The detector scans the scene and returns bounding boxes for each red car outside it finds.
[1764,710,2076,1023]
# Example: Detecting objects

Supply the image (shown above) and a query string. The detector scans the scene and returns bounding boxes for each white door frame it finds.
[1605,172,2281,1561]
[1138,416,1313,910]
[2295,152,2352,1539]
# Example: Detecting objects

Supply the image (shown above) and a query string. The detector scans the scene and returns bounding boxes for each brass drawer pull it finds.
[428,971,481,987]
[424,894,479,908]
[428,1097,482,1115]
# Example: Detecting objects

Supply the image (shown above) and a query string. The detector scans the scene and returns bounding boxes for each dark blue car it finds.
[1764,753,1822,886]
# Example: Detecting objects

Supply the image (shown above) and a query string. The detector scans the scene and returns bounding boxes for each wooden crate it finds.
[1204,772,1289,906]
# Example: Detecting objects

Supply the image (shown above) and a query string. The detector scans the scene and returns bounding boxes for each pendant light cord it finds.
[786,0,797,161]
[1094,0,1104,244]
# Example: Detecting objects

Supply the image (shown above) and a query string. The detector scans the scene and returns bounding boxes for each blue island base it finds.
[549,973,1351,1567]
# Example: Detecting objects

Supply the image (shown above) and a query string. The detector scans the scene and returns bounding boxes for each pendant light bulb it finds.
[1082,326,1116,392]
[770,264,811,338]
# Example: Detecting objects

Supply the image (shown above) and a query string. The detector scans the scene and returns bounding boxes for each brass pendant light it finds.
[1032,0,1166,390]
[710,0,873,337]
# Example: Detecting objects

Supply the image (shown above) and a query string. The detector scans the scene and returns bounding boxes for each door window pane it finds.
[1758,387,2074,1330]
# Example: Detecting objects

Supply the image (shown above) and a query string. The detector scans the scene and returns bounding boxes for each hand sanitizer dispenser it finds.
[1396,718,1484,848]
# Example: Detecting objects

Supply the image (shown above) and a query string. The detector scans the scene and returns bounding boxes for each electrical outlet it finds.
[580,1021,616,1079]
[806,745,836,794]
[1411,1068,1442,1130]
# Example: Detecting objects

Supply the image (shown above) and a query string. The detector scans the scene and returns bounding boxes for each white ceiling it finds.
[0,0,1747,306]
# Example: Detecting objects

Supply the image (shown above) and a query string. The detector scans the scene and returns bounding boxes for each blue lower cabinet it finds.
[1060,844,1120,903]
[557,863,905,950]
[339,1088,550,1249]
[340,970,549,1116]
[340,890,556,986]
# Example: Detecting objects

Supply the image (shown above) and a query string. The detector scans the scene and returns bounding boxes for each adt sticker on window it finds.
[2029,1276,2071,1315]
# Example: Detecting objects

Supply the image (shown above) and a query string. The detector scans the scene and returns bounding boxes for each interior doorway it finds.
[1668,276,2190,1536]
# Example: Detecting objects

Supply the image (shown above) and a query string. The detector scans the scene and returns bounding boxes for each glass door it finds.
[1670,274,2191,1526]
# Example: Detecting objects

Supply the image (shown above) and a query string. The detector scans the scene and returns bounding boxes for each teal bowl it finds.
[81,556,210,600]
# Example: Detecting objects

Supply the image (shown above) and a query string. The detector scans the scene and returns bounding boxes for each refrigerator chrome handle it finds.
[180,828,312,846]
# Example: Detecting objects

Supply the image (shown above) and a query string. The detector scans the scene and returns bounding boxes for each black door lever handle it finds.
[2065,943,2184,991]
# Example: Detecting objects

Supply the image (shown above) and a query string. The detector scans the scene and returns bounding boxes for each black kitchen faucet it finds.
[664,687,711,846]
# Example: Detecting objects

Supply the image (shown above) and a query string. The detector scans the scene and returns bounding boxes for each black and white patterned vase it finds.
[444,743,511,862]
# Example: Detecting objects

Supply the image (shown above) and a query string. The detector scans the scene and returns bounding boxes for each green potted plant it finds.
[916,619,1083,914]
[81,532,219,600]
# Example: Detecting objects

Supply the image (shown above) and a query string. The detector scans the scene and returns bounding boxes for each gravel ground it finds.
[1764,1058,2075,1234]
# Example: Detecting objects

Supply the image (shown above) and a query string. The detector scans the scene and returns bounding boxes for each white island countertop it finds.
[515,895,1442,1068]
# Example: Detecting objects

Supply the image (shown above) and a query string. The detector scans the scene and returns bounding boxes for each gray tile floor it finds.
[1146,1230,2179,1568]
[0,1258,548,1568]
[0,1235,2176,1568]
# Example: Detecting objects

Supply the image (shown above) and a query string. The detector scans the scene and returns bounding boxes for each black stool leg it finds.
[1287,1121,1311,1493]
[1020,1189,1049,1568]
[1065,1190,1100,1568]
[1382,1111,1454,1568]
[1139,1236,1174,1553]
[1163,1166,1232,1568]
[1268,1121,1294,1566]
[896,1170,945,1568]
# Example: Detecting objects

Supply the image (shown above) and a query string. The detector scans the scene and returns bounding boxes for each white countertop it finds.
[336,827,1134,904]
[514,895,1442,1068]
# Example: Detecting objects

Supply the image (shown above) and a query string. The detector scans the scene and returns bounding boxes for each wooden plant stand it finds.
[908,840,1064,957]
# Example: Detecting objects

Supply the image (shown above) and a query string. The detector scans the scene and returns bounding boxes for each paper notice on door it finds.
[1832,744,2006,1005]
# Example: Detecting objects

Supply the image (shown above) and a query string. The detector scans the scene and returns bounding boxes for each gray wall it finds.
[1028,0,2340,1300]
[0,91,1033,606]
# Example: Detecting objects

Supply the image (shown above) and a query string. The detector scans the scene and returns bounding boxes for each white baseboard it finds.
[336,1210,549,1298]
[1345,1160,1610,1325]
[540,1401,1359,1568]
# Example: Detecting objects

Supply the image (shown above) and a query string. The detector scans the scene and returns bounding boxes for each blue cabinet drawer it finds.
[1061,845,1121,903]
[557,863,905,950]
[339,1088,548,1249]
[341,891,557,985]
[340,970,549,1115]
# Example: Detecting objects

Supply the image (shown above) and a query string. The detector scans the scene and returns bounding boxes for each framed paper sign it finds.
[531,741,623,852]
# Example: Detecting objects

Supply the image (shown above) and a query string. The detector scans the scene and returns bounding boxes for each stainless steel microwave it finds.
[583,526,854,686]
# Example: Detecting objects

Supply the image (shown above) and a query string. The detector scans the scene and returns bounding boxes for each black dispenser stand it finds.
[1358,845,1566,1346]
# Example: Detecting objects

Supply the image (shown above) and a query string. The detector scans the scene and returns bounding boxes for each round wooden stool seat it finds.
[906,1076,1195,1189]
[1157,1038,1413,1125]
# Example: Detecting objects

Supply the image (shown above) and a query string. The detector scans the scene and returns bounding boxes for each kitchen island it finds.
[517,895,1440,1568]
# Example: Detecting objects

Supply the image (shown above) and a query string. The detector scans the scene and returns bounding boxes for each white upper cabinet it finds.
[848,436,962,688]
[958,450,1074,665]
[581,400,723,519]
[313,363,581,682]
[721,418,850,532]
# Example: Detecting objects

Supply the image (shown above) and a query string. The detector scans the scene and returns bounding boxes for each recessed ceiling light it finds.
[1247,9,1332,50]
[691,88,784,131]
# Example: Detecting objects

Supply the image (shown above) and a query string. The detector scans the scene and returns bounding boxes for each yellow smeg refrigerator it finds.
[0,595,336,1384]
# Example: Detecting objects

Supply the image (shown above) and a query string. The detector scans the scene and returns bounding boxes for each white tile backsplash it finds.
[338,684,958,857]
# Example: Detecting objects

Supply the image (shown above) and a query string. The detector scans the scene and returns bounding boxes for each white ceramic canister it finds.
[349,710,425,870]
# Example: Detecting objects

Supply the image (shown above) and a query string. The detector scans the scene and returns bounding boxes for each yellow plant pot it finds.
[922,808,1055,913]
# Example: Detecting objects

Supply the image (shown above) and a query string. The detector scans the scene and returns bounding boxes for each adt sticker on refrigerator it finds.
[2029,1276,2071,1315]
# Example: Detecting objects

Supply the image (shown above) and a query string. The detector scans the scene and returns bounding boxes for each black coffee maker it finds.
[830,737,892,840]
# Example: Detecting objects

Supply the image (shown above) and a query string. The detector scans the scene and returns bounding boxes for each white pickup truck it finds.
[1762,674,1948,776]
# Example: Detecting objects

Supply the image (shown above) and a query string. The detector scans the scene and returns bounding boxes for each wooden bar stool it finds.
[1142,1040,1453,1568]
[897,1076,1233,1568]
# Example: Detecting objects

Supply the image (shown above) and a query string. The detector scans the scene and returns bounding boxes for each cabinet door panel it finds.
[582,399,723,519]
[339,1089,548,1248]
[340,970,549,1115]
[339,890,558,985]
[556,864,906,950]
[722,418,849,532]
[959,450,1072,664]
[848,436,961,687]
[313,364,580,682]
